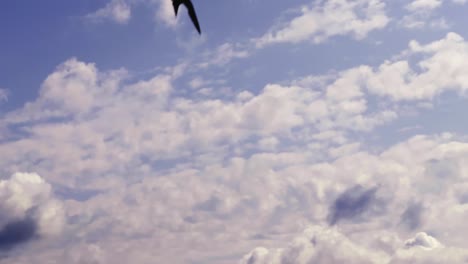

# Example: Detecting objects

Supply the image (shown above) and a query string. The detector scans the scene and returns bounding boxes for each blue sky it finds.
[2,0,468,263]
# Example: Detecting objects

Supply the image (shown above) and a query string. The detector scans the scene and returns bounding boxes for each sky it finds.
[2,0,468,263]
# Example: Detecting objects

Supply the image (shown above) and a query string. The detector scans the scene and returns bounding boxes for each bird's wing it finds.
[183,0,201,34]
[173,0,181,16]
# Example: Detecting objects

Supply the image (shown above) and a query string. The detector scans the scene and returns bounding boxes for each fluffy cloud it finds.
[198,43,250,68]
[152,0,178,27]
[1,53,402,186]
[366,32,468,100]
[0,88,7,102]
[406,0,443,11]
[87,0,132,24]
[240,226,387,264]
[4,58,128,122]
[0,173,64,252]
[328,185,380,225]
[406,0,466,11]
[4,30,468,263]
[401,0,467,29]
[6,129,468,263]
[237,133,468,264]
[241,227,468,264]
[85,0,178,27]
[264,32,468,102]
[255,0,389,47]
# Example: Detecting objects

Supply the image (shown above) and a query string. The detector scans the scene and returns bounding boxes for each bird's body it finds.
[172,0,201,34]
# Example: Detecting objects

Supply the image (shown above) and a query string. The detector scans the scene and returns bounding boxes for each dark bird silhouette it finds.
[172,0,201,34]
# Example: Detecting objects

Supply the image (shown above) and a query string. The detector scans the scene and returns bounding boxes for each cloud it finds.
[401,0,466,29]
[403,232,441,249]
[399,202,425,231]
[237,133,468,263]
[152,0,177,27]
[0,55,400,187]
[0,218,37,252]
[390,233,468,264]
[406,0,443,11]
[86,0,132,24]
[406,0,467,11]
[241,227,468,264]
[328,185,379,225]
[4,32,468,263]
[366,32,468,100]
[240,225,388,264]
[3,58,128,126]
[0,173,64,253]
[4,124,468,262]
[0,89,7,102]
[85,0,177,28]
[198,43,250,68]
[254,0,389,47]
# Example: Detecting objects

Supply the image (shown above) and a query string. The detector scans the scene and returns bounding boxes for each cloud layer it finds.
[0,173,64,253]
[3,1,468,263]
[241,226,468,264]
[254,0,389,47]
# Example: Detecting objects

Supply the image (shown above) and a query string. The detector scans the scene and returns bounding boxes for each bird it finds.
[172,0,201,34]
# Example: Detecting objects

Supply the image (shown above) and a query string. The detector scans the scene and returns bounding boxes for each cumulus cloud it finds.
[401,0,466,29]
[198,42,250,68]
[366,32,468,100]
[406,0,467,11]
[87,0,132,24]
[403,232,441,249]
[4,31,468,263]
[328,185,380,225]
[0,218,37,252]
[86,0,177,28]
[4,58,128,124]
[0,55,400,186]
[406,0,443,11]
[238,133,468,263]
[399,202,425,231]
[240,226,388,264]
[254,0,389,47]
[152,0,178,27]
[241,227,468,264]
[0,89,7,102]
[275,32,468,102]
[0,173,64,252]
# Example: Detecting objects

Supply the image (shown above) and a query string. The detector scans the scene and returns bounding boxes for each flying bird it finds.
[172,0,201,34]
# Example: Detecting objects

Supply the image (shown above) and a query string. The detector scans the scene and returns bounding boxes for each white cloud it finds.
[198,42,250,68]
[87,0,132,24]
[366,32,468,100]
[406,0,467,11]
[401,0,466,29]
[6,32,468,191]
[5,112,468,262]
[0,54,401,188]
[254,0,389,47]
[240,226,387,264]
[4,58,128,123]
[152,0,177,27]
[390,233,468,263]
[241,227,468,264]
[0,172,64,243]
[85,0,179,28]
[403,232,441,249]
[0,88,7,102]
[4,31,468,262]
[406,0,443,11]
